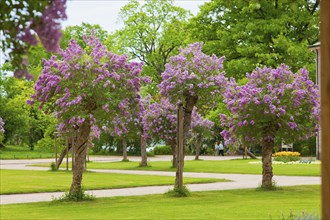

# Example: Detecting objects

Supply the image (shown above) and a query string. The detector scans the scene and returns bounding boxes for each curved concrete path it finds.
[0,156,321,205]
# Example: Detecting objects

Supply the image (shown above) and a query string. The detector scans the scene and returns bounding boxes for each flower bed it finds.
[272,151,301,163]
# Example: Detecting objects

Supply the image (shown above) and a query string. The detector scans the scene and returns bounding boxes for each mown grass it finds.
[0,185,320,220]
[0,145,56,159]
[35,159,320,176]
[0,169,226,194]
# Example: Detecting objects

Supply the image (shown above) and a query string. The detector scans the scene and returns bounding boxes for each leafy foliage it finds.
[0,74,52,148]
[115,0,191,94]
[189,0,319,79]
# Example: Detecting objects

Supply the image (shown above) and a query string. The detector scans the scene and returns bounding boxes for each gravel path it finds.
[0,156,321,205]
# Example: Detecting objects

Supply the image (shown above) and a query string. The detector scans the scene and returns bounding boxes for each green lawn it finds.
[40,159,320,176]
[0,169,226,194]
[0,185,320,220]
[0,145,56,159]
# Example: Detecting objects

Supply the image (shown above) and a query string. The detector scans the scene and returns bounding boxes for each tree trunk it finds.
[175,104,184,189]
[56,144,71,170]
[261,137,274,188]
[69,123,90,195]
[170,141,177,168]
[140,134,148,166]
[195,134,202,160]
[175,96,197,190]
[183,95,197,150]
[122,137,128,161]
[238,146,257,159]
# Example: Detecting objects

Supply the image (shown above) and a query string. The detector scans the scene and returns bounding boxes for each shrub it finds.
[273,151,301,163]
[34,137,55,152]
[300,146,310,156]
[53,189,95,202]
[205,147,214,155]
[166,186,191,197]
[154,145,172,155]
[147,151,155,157]
[50,162,58,171]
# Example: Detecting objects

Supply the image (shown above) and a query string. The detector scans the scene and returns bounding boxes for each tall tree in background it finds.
[0,0,67,78]
[116,0,191,93]
[0,74,51,148]
[189,0,320,79]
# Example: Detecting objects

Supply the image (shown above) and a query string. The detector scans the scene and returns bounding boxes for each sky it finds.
[0,0,210,68]
[61,0,210,33]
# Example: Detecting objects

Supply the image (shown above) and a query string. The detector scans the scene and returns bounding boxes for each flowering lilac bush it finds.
[159,42,226,188]
[29,36,144,135]
[28,35,144,195]
[220,64,320,187]
[144,98,177,145]
[144,98,214,146]
[159,42,227,113]
[191,108,214,134]
[21,0,67,52]
[190,108,214,159]
[144,97,214,164]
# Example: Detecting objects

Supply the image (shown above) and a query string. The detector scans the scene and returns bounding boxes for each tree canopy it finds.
[220,64,319,187]
[189,0,320,79]
[115,0,191,94]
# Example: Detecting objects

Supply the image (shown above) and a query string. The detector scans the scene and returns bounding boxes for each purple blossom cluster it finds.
[159,42,227,111]
[143,98,214,144]
[20,0,67,52]
[191,108,214,134]
[28,35,144,137]
[220,64,320,146]
[144,98,178,144]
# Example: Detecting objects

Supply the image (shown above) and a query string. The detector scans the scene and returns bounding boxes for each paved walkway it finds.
[0,156,321,205]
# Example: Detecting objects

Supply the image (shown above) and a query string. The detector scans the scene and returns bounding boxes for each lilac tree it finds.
[145,99,215,164]
[220,64,320,188]
[28,36,143,196]
[159,42,227,190]
[106,95,149,164]
[1,0,67,79]
[190,108,214,160]
[144,98,177,167]
[159,42,227,146]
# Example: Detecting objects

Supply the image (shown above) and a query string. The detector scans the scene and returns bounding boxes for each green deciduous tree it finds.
[0,73,51,149]
[189,0,319,79]
[116,0,191,94]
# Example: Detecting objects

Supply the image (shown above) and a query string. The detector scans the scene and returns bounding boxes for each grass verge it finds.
[0,185,320,220]
[33,159,320,176]
[0,145,56,159]
[0,169,227,194]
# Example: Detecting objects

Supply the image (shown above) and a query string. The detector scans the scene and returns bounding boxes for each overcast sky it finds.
[62,0,210,33]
